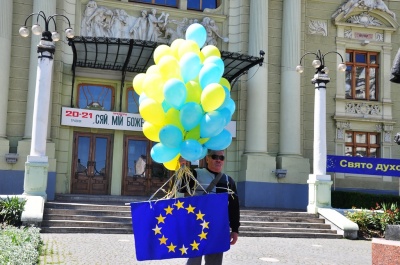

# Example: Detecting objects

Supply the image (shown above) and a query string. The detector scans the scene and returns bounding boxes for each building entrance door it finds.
[71,132,112,195]
[122,136,170,196]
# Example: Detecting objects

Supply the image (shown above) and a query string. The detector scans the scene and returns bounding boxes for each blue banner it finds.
[327,155,400,177]
[130,193,230,261]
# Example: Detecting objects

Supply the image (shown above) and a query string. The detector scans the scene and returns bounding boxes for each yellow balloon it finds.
[165,108,184,132]
[139,98,165,125]
[178,40,201,59]
[201,83,225,112]
[198,138,209,144]
[132,73,146,95]
[185,81,202,104]
[154,45,172,64]
[143,121,161,142]
[201,45,221,59]
[219,77,231,91]
[199,51,205,63]
[143,73,165,103]
[163,154,180,171]
[146,65,161,75]
[170,38,185,59]
[185,125,200,140]
[158,55,181,80]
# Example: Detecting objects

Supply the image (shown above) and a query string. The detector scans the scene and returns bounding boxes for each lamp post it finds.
[19,12,74,199]
[296,50,346,213]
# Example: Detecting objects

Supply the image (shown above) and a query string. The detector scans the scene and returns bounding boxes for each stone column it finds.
[277,0,310,182]
[307,74,333,213]
[240,0,276,207]
[19,0,55,155]
[246,0,268,154]
[0,0,13,154]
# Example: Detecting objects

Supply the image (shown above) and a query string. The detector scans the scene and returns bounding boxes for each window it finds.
[77,83,115,111]
[129,0,178,7]
[345,50,379,101]
[127,87,140,114]
[345,131,380,158]
[188,0,218,11]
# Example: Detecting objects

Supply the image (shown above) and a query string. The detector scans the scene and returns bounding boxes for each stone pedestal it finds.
[372,238,400,264]
[23,155,49,200]
[307,174,333,214]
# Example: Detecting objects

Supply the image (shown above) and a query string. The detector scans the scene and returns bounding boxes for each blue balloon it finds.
[180,139,203,161]
[162,100,172,112]
[151,143,180,163]
[180,52,202,83]
[200,110,225,138]
[204,129,232,150]
[218,107,232,126]
[159,125,183,148]
[164,78,187,110]
[204,56,224,77]
[220,97,236,116]
[185,23,207,48]
[180,102,204,131]
[199,63,223,89]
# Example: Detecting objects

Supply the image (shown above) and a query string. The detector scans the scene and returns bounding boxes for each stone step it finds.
[44,208,131,217]
[43,214,132,223]
[240,210,318,218]
[240,220,332,229]
[41,220,132,229]
[45,202,130,211]
[239,225,338,234]
[41,195,341,238]
[40,227,132,234]
[238,231,343,239]
[240,215,325,223]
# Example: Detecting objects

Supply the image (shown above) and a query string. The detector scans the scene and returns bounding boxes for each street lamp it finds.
[296,50,346,213]
[19,12,74,200]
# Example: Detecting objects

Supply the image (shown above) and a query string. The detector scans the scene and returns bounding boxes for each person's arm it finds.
[227,177,240,235]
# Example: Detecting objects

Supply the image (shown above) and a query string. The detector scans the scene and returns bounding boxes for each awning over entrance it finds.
[68,36,264,109]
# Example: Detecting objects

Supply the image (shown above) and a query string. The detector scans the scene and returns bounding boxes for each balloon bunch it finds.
[133,23,235,170]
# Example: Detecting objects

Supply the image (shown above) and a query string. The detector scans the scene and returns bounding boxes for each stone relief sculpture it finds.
[344,29,353,38]
[81,0,98,36]
[80,0,228,46]
[201,17,229,46]
[332,0,396,20]
[346,12,383,26]
[308,20,327,36]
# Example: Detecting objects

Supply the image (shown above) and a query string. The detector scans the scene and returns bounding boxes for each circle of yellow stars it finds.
[152,199,210,256]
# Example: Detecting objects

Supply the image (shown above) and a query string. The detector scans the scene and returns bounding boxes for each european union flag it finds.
[130,193,230,261]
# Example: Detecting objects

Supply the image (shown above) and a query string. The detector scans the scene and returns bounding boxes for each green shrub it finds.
[332,190,400,209]
[345,202,400,238]
[0,197,26,227]
[0,224,42,265]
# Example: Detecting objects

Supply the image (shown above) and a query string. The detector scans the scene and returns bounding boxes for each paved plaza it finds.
[40,233,372,265]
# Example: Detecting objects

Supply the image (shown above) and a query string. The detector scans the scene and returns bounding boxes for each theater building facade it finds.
[1,0,400,210]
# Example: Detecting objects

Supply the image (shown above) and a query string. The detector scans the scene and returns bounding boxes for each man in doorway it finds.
[184,149,240,265]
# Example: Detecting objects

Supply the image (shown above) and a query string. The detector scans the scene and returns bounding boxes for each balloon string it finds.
[148,165,206,201]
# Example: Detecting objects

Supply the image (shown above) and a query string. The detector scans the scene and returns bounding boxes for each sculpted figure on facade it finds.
[111,9,133,38]
[163,17,189,42]
[147,8,168,41]
[202,17,228,46]
[332,0,396,20]
[81,0,98,36]
[86,6,114,37]
[130,10,148,40]
[79,1,228,46]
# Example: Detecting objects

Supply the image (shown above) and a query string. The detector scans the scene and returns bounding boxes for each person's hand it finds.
[230,232,238,245]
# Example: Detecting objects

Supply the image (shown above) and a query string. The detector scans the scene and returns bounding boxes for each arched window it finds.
[77,83,115,111]
[127,87,140,114]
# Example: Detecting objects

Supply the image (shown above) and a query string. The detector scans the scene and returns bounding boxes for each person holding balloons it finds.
[181,149,240,265]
